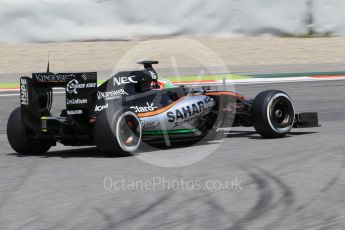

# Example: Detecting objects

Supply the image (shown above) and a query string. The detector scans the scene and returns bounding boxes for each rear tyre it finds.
[7,107,51,154]
[93,107,142,157]
[252,90,295,138]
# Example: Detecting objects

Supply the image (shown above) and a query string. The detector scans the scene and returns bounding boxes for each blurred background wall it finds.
[0,0,344,43]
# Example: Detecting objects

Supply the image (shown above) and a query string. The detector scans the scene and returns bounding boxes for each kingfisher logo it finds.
[130,102,157,113]
[113,75,138,86]
[97,89,128,100]
[33,73,75,82]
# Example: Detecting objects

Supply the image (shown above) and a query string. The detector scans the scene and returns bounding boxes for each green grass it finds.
[0,83,19,89]
[97,80,106,85]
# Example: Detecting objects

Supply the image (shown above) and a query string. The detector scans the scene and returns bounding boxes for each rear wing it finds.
[20,72,97,128]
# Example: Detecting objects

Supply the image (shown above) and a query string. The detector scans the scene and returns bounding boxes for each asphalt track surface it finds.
[0,80,345,230]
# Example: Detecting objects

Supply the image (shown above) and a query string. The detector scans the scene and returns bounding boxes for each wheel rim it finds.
[267,93,295,133]
[116,111,142,152]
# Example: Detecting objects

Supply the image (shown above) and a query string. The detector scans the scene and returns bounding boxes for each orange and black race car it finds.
[7,61,319,156]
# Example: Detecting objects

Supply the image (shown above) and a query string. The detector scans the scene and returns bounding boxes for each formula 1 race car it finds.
[7,61,319,156]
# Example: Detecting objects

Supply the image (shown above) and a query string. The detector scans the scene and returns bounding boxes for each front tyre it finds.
[7,107,51,154]
[93,108,142,157]
[252,90,295,138]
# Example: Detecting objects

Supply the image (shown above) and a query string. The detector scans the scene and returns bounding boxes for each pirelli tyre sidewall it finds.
[252,90,295,138]
[93,107,142,156]
[7,107,51,154]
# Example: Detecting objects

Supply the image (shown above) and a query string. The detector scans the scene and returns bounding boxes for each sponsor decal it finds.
[34,73,75,82]
[20,78,29,105]
[142,129,198,135]
[141,121,160,128]
[167,98,214,127]
[149,70,157,80]
[66,98,87,105]
[113,75,138,86]
[95,103,109,112]
[130,102,157,113]
[97,89,128,101]
[66,79,97,94]
[66,79,78,94]
[67,110,83,115]
[172,115,199,128]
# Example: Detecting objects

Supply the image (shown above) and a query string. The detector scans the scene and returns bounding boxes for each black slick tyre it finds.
[93,107,142,157]
[7,107,51,154]
[252,90,295,138]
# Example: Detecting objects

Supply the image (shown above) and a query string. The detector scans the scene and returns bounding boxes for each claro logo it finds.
[130,102,157,113]
[113,75,138,86]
